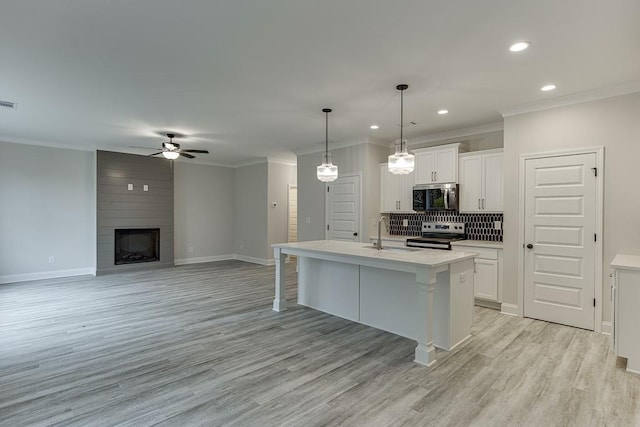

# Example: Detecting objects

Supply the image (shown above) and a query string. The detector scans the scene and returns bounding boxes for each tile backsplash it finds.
[389,212,503,241]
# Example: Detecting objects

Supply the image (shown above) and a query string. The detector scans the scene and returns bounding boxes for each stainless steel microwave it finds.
[412,184,459,212]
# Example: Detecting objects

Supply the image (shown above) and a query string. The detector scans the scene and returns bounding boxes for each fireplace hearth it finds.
[114,228,160,265]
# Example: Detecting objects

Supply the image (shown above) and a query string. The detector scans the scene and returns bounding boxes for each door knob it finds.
[353,232,358,236]
[526,244,533,249]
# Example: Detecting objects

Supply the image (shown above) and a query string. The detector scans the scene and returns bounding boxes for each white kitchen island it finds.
[272,240,477,366]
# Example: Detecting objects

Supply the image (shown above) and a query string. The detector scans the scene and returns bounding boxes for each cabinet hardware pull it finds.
[482,198,485,209]
[478,199,481,209]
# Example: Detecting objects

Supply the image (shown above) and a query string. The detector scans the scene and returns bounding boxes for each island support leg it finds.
[272,247,287,312]
[414,267,437,367]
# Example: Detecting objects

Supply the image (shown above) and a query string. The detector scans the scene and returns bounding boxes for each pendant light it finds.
[388,84,415,175]
[317,108,338,182]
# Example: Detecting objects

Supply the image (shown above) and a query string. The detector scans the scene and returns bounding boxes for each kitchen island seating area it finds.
[272,240,477,366]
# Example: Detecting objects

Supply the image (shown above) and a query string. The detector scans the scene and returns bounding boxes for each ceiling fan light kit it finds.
[388,84,415,175]
[145,133,209,160]
[317,108,339,183]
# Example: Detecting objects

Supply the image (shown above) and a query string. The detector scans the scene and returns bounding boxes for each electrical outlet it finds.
[188,246,194,253]
[494,221,502,230]
[48,256,55,264]
[143,185,149,192]
[459,272,466,283]
[403,219,409,227]
[127,184,133,191]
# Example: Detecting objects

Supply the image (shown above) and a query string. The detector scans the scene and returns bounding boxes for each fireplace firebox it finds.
[114,228,160,265]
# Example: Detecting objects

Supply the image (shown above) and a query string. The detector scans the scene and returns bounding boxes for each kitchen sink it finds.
[363,245,421,253]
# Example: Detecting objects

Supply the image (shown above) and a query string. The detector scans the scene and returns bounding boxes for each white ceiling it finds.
[1,1,639,166]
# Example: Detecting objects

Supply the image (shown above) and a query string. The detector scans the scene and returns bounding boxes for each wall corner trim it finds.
[500,303,520,317]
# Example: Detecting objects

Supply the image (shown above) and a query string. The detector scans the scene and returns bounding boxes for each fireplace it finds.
[114,228,160,265]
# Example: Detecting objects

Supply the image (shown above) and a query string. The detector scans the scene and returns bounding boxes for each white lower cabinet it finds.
[474,258,498,301]
[611,254,640,374]
[452,243,502,305]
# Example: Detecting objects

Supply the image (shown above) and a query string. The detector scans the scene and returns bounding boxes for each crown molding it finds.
[405,121,504,147]
[294,138,371,156]
[267,157,297,166]
[500,81,640,118]
[0,135,95,152]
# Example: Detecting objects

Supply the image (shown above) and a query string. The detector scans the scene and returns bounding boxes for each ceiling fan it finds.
[144,133,209,160]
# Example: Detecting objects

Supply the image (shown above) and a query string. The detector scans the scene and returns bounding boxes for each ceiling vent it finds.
[0,100,17,110]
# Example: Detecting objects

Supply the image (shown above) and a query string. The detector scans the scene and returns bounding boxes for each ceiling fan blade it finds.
[148,152,164,156]
[182,149,209,153]
[180,153,196,159]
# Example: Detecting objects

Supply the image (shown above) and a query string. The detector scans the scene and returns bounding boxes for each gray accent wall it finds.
[173,162,235,263]
[96,151,174,274]
[0,142,95,283]
[297,142,388,243]
[233,162,269,262]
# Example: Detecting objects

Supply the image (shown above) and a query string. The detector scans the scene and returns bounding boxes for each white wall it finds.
[234,162,269,262]
[0,142,95,283]
[503,92,640,322]
[297,142,388,242]
[267,162,297,260]
[174,162,235,264]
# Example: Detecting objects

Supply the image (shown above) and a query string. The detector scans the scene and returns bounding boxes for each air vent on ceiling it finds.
[0,100,17,110]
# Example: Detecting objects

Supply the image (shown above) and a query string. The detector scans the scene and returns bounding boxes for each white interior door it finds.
[326,175,361,242]
[524,153,597,330]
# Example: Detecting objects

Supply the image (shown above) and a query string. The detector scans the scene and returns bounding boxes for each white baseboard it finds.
[0,267,96,285]
[500,303,520,317]
[601,321,612,335]
[233,254,275,266]
[174,255,235,265]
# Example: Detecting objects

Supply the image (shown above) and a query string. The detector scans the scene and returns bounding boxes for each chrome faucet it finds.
[375,216,387,250]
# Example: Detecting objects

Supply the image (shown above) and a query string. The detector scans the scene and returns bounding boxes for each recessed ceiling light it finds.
[370,125,379,129]
[509,41,530,52]
[437,109,449,115]
[541,84,556,92]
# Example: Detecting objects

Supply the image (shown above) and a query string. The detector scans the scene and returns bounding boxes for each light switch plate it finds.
[459,272,466,283]
[127,184,133,191]
[403,219,409,227]
[143,185,148,191]
[305,217,311,224]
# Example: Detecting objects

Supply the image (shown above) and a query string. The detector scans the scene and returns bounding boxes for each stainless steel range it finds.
[406,222,466,250]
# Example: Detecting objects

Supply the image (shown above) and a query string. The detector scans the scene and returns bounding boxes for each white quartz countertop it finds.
[367,235,407,242]
[451,240,504,249]
[272,240,477,268]
[611,254,640,271]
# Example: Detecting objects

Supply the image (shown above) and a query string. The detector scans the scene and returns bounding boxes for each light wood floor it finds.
[1,260,639,426]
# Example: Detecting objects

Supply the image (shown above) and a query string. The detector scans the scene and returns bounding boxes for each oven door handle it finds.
[444,189,449,210]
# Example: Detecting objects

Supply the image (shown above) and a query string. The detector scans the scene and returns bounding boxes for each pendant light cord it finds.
[325,110,329,159]
[400,88,404,147]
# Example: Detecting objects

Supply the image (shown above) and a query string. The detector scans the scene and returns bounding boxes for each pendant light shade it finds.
[388,84,415,175]
[317,108,338,182]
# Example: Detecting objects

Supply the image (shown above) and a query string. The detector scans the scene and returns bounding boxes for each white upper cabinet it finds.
[459,149,503,213]
[414,143,465,184]
[380,163,414,213]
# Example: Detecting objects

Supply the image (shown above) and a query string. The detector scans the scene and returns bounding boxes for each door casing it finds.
[517,147,604,332]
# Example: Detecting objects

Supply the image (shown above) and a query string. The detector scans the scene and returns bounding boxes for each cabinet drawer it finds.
[453,246,498,260]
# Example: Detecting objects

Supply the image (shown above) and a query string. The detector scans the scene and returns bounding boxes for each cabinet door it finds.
[434,147,457,183]
[414,151,435,184]
[380,164,400,212]
[398,172,415,212]
[482,153,504,212]
[474,258,499,301]
[459,155,482,213]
